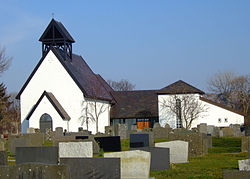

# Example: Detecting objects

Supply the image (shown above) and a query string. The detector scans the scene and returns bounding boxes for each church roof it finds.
[39,19,75,43]
[110,90,159,119]
[158,80,205,95]
[16,47,113,102]
[25,91,70,121]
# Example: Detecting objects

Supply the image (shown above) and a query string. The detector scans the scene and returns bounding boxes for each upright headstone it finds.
[22,133,45,147]
[0,151,7,165]
[0,140,4,151]
[242,136,250,152]
[55,127,63,137]
[239,159,250,171]
[59,141,93,158]
[104,150,151,179]
[115,124,127,139]
[155,140,189,163]
[94,136,121,152]
[197,123,207,134]
[60,158,120,179]
[130,147,170,171]
[0,163,69,178]
[16,146,58,165]
[131,125,137,131]
[207,125,215,136]
[221,127,234,137]
[153,122,161,128]
[26,128,35,134]
[8,136,29,156]
[130,133,149,148]
[230,124,242,137]
[245,125,250,136]
[153,126,170,139]
[105,126,115,136]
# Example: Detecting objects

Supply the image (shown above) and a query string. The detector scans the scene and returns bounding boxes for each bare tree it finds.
[79,85,109,133]
[160,94,208,130]
[231,75,250,115]
[107,79,135,91]
[0,47,12,75]
[208,71,250,115]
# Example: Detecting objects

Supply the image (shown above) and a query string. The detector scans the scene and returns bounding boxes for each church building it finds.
[16,19,245,134]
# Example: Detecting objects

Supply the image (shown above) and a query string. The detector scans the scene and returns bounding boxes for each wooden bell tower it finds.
[39,19,75,60]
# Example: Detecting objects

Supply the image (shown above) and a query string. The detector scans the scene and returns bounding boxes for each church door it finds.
[40,113,53,133]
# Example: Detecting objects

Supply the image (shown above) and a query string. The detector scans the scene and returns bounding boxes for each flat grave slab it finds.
[60,158,120,179]
[0,163,69,179]
[94,136,121,152]
[59,141,93,158]
[16,146,58,165]
[104,150,151,179]
[155,140,188,163]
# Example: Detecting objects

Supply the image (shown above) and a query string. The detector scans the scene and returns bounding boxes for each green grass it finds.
[150,137,247,179]
[155,138,169,143]
[43,140,52,146]
[121,138,130,151]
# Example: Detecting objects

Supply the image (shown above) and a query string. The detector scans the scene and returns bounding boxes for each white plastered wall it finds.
[158,93,244,129]
[20,50,110,134]
[29,96,68,130]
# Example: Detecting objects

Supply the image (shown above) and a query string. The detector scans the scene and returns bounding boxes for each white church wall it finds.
[78,98,111,134]
[194,100,244,128]
[21,50,85,133]
[28,96,68,131]
[158,93,244,129]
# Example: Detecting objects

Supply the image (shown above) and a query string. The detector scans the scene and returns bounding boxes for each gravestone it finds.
[55,127,63,137]
[223,170,250,179]
[0,140,4,151]
[239,159,250,171]
[94,136,121,152]
[155,140,189,163]
[207,136,212,148]
[0,163,69,179]
[221,127,234,137]
[207,125,215,136]
[131,125,137,131]
[197,123,207,134]
[114,124,127,139]
[26,128,35,134]
[219,130,224,137]
[242,136,250,152]
[60,158,120,179]
[169,132,208,157]
[213,127,220,137]
[59,141,92,158]
[105,126,115,136]
[8,136,29,156]
[78,127,83,132]
[104,150,151,179]
[249,149,250,159]
[16,146,58,165]
[83,138,100,154]
[230,124,241,137]
[0,151,7,165]
[153,122,161,128]
[130,147,170,171]
[153,126,170,139]
[22,133,45,146]
[245,125,250,136]
[130,133,149,148]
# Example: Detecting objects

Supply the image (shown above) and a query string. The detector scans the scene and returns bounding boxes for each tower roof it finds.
[39,18,75,43]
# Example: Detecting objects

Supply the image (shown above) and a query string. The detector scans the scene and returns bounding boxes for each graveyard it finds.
[0,124,250,178]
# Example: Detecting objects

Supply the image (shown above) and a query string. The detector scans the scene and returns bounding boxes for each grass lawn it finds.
[3,136,248,178]
[151,137,247,179]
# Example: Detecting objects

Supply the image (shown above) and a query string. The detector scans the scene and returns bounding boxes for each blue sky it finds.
[0,0,249,93]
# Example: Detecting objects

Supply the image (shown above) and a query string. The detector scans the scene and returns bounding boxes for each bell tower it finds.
[39,19,75,60]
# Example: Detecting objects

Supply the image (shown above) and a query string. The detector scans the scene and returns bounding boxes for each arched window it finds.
[40,113,53,133]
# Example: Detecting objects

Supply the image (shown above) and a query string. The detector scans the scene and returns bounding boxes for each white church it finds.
[16,19,245,134]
